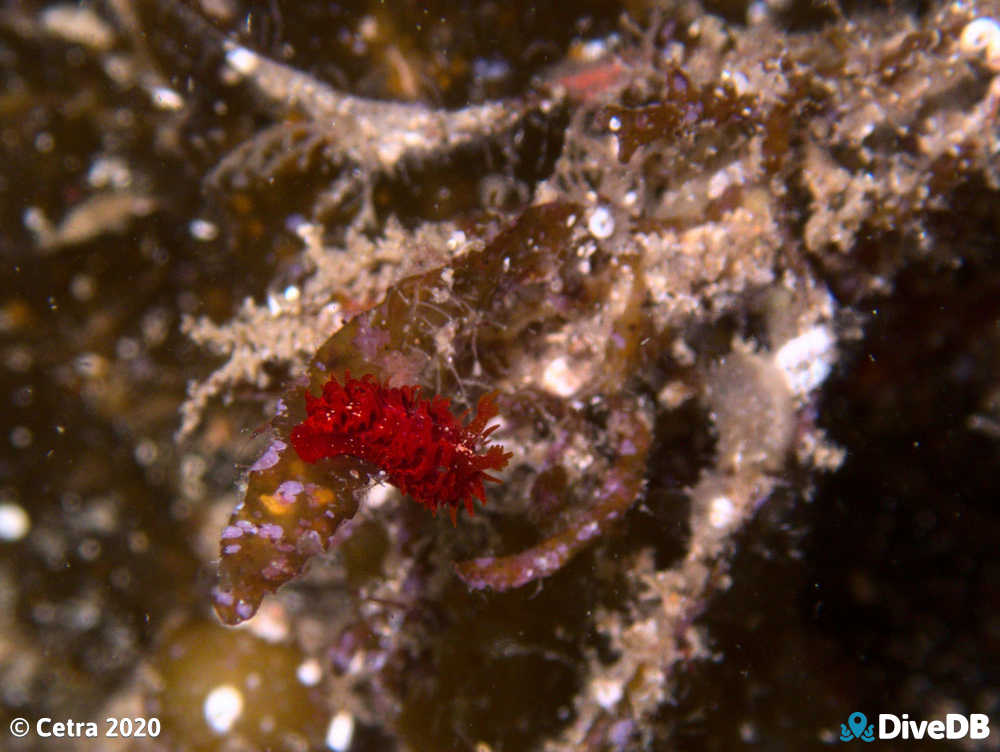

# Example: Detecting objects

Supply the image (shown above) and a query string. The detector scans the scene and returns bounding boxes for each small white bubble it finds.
[297,658,322,686]
[326,711,355,751]
[608,116,621,132]
[283,285,300,302]
[151,86,184,110]
[709,496,735,529]
[225,44,260,75]
[204,684,243,734]
[0,503,30,541]
[189,218,219,241]
[587,206,614,239]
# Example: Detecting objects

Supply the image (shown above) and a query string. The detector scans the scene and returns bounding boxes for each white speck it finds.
[204,685,243,734]
[297,658,322,686]
[359,15,378,41]
[740,721,759,743]
[251,440,286,472]
[707,169,730,200]
[446,230,467,250]
[543,356,587,397]
[747,1,769,25]
[0,503,30,541]
[587,206,614,239]
[151,86,184,111]
[189,218,219,241]
[326,711,355,751]
[608,116,622,132]
[721,69,750,96]
[366,483,394,509]
[402,130,424,147]
[23,206,50,236]
[375,140,405,164]
[709,495,735,529]
[283,285,300,302]
[707,162,746,200]
[87,157,132,189]
[592,678,623,709]
[774,325,836,397]
[225,45,260,75]
[573,38,610,63]
[291,218,319,240]
[41,5,114,51]
[267,293,282,316]
[960,18,1000,70]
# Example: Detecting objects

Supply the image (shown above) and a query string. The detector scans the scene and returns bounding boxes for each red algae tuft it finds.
[290,372,511,524]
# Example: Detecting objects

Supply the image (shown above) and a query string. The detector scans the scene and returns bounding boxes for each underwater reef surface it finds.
[2,0,999,749]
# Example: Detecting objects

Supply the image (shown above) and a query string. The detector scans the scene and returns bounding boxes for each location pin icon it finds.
[848,712,867,739]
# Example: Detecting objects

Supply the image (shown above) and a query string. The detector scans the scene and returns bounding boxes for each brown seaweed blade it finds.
[213,440,371,625]
[455,399,652,591]
[213,203,591,622]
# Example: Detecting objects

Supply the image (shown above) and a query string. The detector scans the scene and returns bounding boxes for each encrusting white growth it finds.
[774,325,837,399]
[960,17,1000,72]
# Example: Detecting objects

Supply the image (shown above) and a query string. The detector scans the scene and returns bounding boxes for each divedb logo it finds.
[839,711,991,742]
